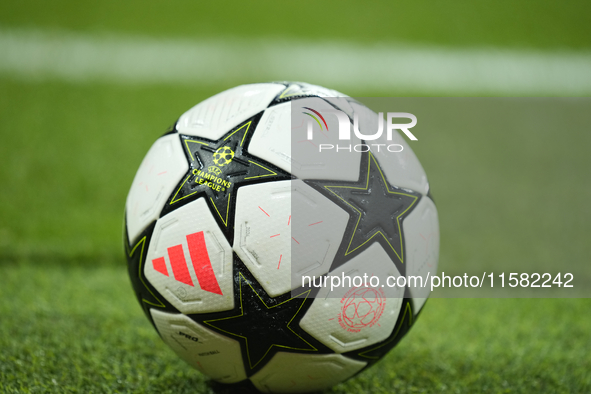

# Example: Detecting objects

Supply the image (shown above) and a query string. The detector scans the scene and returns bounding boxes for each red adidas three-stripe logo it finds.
[151,231,223,295]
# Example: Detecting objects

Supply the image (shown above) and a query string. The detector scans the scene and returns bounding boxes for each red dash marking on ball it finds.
[287,215,291,225]
[293,118,305,129]
[277,254,282,269]
[157,171,167,176]
[292,237,300,244]
[308,221,323,226]
[328,317,335,321]
[270,234,280,238]
[258,206,270,217]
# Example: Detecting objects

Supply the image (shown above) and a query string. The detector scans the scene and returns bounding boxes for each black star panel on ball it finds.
[306,151,422,275]
[161,113,292,243]
[204,273,315,370]
[189,258,333,376]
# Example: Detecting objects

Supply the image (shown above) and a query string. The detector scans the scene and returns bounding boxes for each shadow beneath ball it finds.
[207,379,259,394]
[207,379,325,394]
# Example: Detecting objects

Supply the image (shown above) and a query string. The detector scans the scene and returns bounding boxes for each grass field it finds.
[1,1,591,393]
[2,263,590,393]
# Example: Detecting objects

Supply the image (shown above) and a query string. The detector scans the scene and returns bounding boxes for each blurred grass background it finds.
[3,0,591,48]
[1,1,590,393]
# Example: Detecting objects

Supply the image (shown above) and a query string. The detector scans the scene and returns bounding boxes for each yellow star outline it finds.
[223,120,252,147]
[203,272,316,369]
[169,173,203,205]
[170,120,278,225]
[278,84,303,99]
[243,160,278,180]
[324,152,419,263]
[184,139,208,162]
[170,142,234,225]
[357,302,413,359]
[209,194,231,227]
[169,137,212,205]
[125,235,166,308]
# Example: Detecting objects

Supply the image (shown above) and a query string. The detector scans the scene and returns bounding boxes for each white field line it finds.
[1,27,590,94]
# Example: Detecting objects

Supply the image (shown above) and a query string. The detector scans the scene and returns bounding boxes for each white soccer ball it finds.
[124,82,439,393]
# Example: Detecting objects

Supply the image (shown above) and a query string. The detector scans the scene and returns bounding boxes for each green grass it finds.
[1,263,589,393]
[2,0,591,391]
[0,78,220,263]
[2,80,589,278]
[2,0,591,49]
[1,78,590,393]
[1,76,591,392]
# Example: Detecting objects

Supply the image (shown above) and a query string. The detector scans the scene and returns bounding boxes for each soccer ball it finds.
[124,82,439,393]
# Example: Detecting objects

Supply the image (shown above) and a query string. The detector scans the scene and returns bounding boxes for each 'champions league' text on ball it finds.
[305,109,418,153]
[192,168,232,192]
